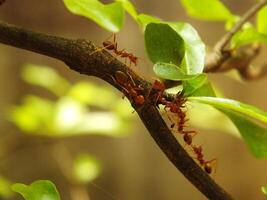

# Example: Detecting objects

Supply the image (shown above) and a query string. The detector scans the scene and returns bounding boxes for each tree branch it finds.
[205,0,267,72]
[0,21,233,200]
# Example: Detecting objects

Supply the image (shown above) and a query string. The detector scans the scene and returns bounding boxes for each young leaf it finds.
[261,186,267,195]
[231,26,267,48]
[12,180,60,200]
[153,62,198,80]
[180,0,233,21]
[0,176,12,198]
[137,14,161,30]
[182,73,215,96]
[63,0,124,32]
[188,96,267,158]
[257,5,267,34]
[145,23,185,66]
[169,22,205,74]
[222,109,267,158]
[116,0,137,20]
[188,97,267,124]
[22,64,71,96]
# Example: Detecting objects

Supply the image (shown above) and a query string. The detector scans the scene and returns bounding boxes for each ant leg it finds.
[163,110,175,128]
[109,74,129,96]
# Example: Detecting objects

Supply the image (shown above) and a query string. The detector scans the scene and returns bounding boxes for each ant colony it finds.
[150,80,217,174]
[96,34,216,174]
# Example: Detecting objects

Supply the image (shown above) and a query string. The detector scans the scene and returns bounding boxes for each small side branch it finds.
[205,0,267,73]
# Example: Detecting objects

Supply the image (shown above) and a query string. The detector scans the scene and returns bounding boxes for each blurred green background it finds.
[1,0,267,199]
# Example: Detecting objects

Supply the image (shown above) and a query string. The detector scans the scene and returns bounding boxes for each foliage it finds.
[262,186,267,196]
[0,176,13,198]
[12,180,60,200]
[8,64,135,198]
[9,64,134,137]
[4,0,267,198]
[62,0,267,159]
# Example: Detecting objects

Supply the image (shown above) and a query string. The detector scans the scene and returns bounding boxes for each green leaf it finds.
[231,26,267,48]
[180,0,233,21]
[169,22,205,74]
[189,96,267,157]
[63,0,124,32]
[222,109,267,158]
[9,95,54,134]
[12,180,60,200]
[73,154,100,183]
[137,14,161,30]
[257,5,267,34]
[188,102,239,137]
[68,81,118,109]
[261,186,267,195]
[182,73,215,96]
[0,176,13,198]
[116,0,137,20]
[188,97,267,124]
[153,62,198,80]
[22,64,70,96]
[145,23,185,66]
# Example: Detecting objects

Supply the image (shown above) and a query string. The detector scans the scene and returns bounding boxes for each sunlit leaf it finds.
[54,97,86,134]
[145,23,185,66]
[225,15,240,31]
[188,102,240,137]
[70,112,130,137]
[257,5,267,34]
[153,62,198,80]
[116,0,137,20]
[9,95,54,133]
[63,0,124,32]
[182,73,209,96]
[112,99,135,119]
[68,81,118,109]
[22,64,70,96]
[261,186,267,195]
[222,109,267,158]
[137,13,161,30]
[169,22,205,74]
[231,26,267,48]
[188,97,267,124]
[180,0,233,21]
[12,180,60,200]
[0,176,13,198]
[73,154,100,183]
[189,96,267,157]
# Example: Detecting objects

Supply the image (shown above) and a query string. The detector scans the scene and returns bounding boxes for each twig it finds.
[0,21,233,200]
[205,0,267,72]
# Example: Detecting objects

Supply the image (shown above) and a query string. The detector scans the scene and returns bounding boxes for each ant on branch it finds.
[191,145,217,174]
[150,80,216,174]
[101,35,138,67]
[112,71,144,106]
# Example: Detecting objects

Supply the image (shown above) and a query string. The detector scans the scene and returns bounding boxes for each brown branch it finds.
[204,0,267,73]
[0,21,233,200]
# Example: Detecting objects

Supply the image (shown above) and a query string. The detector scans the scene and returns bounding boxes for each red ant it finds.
[191,145,217,174]
[112,71,144,105]
[102,35,138,67]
